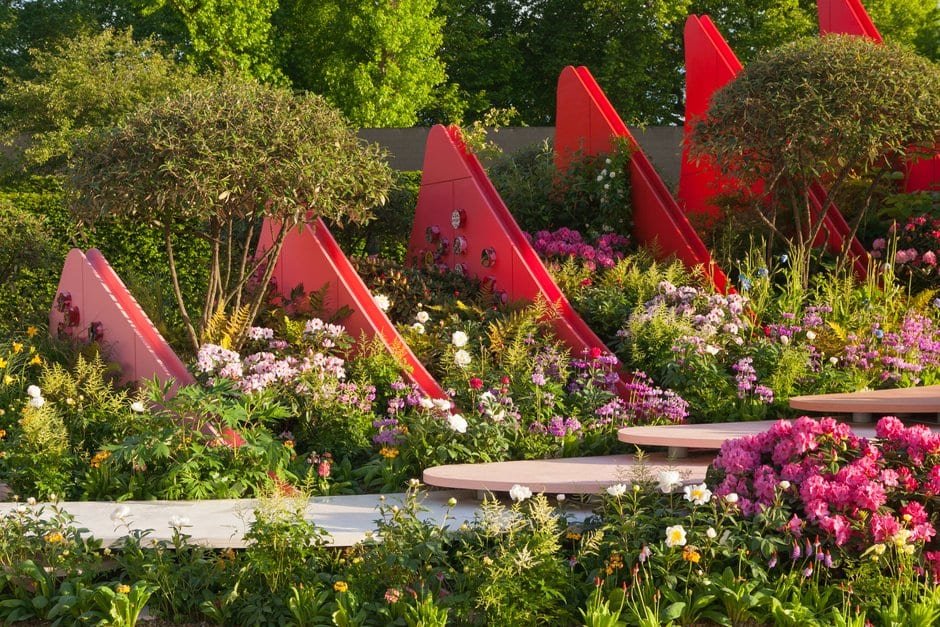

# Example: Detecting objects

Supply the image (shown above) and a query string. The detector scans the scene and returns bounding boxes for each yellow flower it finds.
[0,357,7,369]
[3,375,13,385]
[45,532,65,545]
[379,446,399,459]
[26,326,38,338]
[333,581,349,593]
[0,429,6,439]
[116,584,131,595]
[682,546,702,564]
[29,355,41,366]
[12,343,23,354]
[90,450,111,468]
[565,531,582,541]
[284,440,294,449]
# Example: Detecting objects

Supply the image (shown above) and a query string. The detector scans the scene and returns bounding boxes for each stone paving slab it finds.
[0,490,594,548]
[789,385,940,414]
[618,420,877,449]
[423,453,710,493]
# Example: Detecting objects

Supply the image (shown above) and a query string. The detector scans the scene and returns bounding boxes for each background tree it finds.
[0,28,198,171]
[275,0,445,126]
[68,78,394,351]
[691,35,940,286]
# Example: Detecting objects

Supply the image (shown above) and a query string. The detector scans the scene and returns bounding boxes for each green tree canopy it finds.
[68,77,394,350]
[0,28,197,171]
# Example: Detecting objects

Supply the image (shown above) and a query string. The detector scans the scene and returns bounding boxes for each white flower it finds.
[606,483,627,498]
[604,183,610,190]
[29,396,45,409]
[447,413,468,434]
[706,527,717,539]
[724,492,739,504]
[596,175,604,182]
[26,497,36,506]
[556,494,566,502]
[509,484,532,502]
[779,480,791,490]
[451,331,468,347]
[829,356,839,365]
[111,505,131,522]
[805,331,816,341]
[169,515,191,529]
[411,322,426,334]
[432,398,452,411]
[605,158,612,165]
[374,294,391,312]
[130,401,146,413]
[454,349,472,368]
[609,170,616,178]
[780,335,790,346]
[665,524,687,547]
[26,385,42,399]
[683,483,712,506]
[657,470,681,493]
[420,397,435,410]
[703,344,721,356]
[416,311,430,323]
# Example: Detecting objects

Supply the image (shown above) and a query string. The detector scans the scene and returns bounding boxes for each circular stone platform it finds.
[618,420,878,450]
[422,453,710,494]
[789,385,940,414]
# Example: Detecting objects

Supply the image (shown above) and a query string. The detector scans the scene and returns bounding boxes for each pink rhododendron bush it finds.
[713,415,940,575]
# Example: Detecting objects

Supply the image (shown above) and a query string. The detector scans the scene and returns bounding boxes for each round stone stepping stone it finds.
[618,420,878,450]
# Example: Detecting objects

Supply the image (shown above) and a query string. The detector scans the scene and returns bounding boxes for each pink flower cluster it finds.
[871,215,940,290]
[529,227,629,270]
[841,314,940,385]
[713,416,940,562]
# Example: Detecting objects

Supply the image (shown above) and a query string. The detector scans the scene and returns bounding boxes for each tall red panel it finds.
[682,15,869,280]
[407,125,618,367]
[818,0,939,194]
[50,249,194,390]
[556,65,730,293]
[257,218,447,400]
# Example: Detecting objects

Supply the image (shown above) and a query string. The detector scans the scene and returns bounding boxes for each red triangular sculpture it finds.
[817,0,939,194]
[555,65,731,293]
[680,15,870,280]
[257,217,447,400]
[406,124,617,366]
[50,248,194,390]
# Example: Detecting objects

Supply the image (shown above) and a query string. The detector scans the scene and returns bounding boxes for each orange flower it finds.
[682,546,701,564]
[334,581,349,593]
[12,343,23,354]
[29,355,41,366]
[379,446,399,459]
[26,326,38,338]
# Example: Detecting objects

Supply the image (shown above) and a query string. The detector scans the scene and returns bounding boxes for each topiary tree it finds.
[68,76,393,351]
[690,35,940,285]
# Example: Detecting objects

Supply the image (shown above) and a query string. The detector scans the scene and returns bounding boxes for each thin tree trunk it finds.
[164,223,200,351]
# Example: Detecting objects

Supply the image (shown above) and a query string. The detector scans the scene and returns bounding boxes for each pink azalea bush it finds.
[871,214,940,291]
[713,416,940,573]
[528,227,630,270]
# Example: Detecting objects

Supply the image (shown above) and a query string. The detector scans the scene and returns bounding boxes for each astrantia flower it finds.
[510,484,532,502]
[447,413,468,433]
[657,470,681,493]
[606,483,627,497]
[665,524,687,547]
[454,349,472,368]
[684,483,712,505]
[374,294,391,311]
[452,331,469,347]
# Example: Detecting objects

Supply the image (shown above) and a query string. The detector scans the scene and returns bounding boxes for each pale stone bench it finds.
[422,453,710,495]
[618,420,878,458]
[789,385,940,423]
[0,491,593,548]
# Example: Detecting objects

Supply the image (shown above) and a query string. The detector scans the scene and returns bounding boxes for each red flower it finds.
[469,377,484,390]
[500,376,510,385]
[580,277,593,287]
[590,347,603,360]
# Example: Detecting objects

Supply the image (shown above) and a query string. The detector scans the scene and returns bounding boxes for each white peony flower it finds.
[373,294,391,312]
[683,483,712,506]
[657,470,681,493]
[805,331,816,341]
[29,396,45,409]
[706,527,717,539]
[779,480,791,490]
[420,397,435,410]
[509,484,532,502]
[26,385,42,399]
[130,401,146,413]
[606,483,627,498]
[451,331,468,347]
[416,311,430,323]
[724,492,740,504]
[780,335,790,346]
[432,398,452,411]
[665,524,687,547]
[411,322,426,334]
[447,413,468,434]
[454,349,472,368]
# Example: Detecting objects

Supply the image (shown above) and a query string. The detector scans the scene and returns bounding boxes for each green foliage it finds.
[0,28,198,172]
[69,75,393,350]
[276,0,446,126]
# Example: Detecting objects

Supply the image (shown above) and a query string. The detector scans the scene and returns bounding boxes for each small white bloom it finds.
[373,294,391,312]
[26,385,41,399]
[805,331,816,341]
[604,183,610,190]
[556,494,566,502]
[829,356,839,365]
[420,397,435,410]
[408,478,421,488]
[683,483,712,506]
[596,175,604,182]
[451,331,469,347]
[447,413,468,433]
[416,311,430,323]
[724,492,739,504]
[665,524,687,548]
[657,470,681,493]
[704,344,721,356]
[169,515,191,529]
[130,401,146,413]
[454,349,472,368]
[432,398,452,411]
[29,396,45,409]
[706,527,717,539]
[780,335,790,346]
[606,483,627,497]
[605,158,612,165]
[111,505,131,522]
[411,322,426,335]
[509,484,532,502]
[779,480,791,490]
[447,497,458,507]
[609,170,616,178]
[26,497,36,506]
